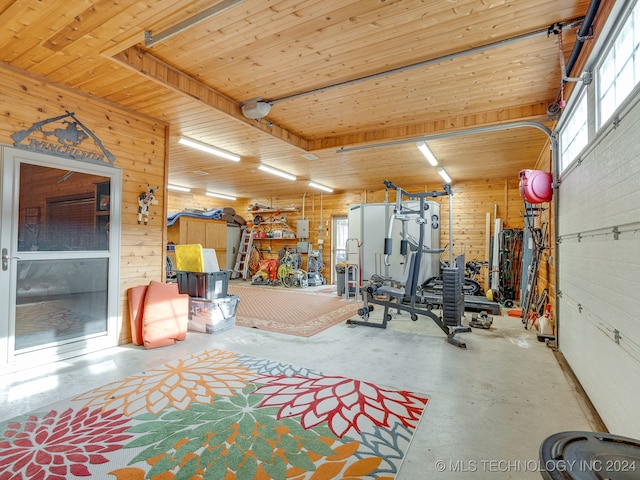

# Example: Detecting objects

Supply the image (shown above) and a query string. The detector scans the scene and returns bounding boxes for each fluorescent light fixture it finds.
[308,181,333,193]
[206,191,237,201]
[437,167,452,183]
[178,136,240,162]
[258,164,296,181]
[167,184,191,192]
[145,0,245,47]
[417,141,438,166]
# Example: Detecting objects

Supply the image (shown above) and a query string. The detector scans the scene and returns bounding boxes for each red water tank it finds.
[519,170,553,203]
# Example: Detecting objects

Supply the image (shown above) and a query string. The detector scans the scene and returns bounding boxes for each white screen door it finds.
[0,147,121,372]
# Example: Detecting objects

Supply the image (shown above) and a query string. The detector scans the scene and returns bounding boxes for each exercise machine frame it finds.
[347,180,470,348]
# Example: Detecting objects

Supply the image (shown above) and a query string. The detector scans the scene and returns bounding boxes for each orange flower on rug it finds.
[0,349,428,480]
[228,284,360,337]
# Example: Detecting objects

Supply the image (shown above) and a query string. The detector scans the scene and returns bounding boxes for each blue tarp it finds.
[167,209,223,227]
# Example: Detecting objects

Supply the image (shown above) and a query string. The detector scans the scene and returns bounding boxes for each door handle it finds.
[2,248,21,271]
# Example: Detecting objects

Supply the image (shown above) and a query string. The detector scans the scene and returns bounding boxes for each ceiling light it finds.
[437,167,452,184]
[309,181,333,193]
[417,141,438,166]
[178,136,240,162]
[168,184,191,192]
[258,164,296,181]
[206,191,237,201]
[241,100,271,120]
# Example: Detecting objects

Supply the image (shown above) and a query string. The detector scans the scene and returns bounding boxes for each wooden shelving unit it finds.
[248,206,299,256]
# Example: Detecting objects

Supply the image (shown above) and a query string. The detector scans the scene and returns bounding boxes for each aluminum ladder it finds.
[232,228,254,280]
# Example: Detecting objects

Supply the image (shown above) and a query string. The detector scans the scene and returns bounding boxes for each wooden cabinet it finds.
[167,217,228,269]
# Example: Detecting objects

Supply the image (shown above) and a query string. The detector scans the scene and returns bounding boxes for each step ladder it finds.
[232,228,254,280]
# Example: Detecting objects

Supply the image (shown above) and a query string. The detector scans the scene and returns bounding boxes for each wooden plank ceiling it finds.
[0,0,603,198]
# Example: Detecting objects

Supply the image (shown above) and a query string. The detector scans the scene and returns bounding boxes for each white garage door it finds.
[557,90,640,437]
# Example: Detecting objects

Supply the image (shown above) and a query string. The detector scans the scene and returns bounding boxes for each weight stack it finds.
[442,266,464,327]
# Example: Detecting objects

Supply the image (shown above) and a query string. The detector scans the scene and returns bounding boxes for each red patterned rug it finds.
[228,284,359,337]
[0,349,429,479]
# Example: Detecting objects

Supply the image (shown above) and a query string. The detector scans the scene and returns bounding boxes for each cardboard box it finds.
[188,295,239,334]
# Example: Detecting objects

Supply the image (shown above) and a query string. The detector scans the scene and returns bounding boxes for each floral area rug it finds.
[0,349,429,479]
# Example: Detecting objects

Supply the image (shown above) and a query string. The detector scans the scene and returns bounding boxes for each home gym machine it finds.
[347,180,471,348]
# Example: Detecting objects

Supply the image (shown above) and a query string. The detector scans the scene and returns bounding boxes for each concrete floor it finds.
[0,298,602,479]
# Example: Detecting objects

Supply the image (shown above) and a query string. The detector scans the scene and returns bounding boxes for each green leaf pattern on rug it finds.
[121,384,378,478]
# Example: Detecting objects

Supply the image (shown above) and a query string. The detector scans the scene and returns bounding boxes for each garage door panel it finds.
[560,239,640,328]
[559,127,640,235]
[559,170,640,234]
[559,305,640,434]
[558,89,640,437]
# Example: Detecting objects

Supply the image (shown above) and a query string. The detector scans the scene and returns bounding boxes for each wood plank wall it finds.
[0,65,168,345]
[168,178,525,289]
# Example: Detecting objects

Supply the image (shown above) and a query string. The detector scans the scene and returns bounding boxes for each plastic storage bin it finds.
[173,244,220,272]
[188,295,239,334]
[176,270,230,299]
[175,244,206,271]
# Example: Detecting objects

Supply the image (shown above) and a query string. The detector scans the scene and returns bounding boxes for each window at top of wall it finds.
[560,89,588,173]
[597,2,640,128]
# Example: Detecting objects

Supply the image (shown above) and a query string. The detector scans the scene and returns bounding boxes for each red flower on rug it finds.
[253,376,428,438]
[0,407,132,480]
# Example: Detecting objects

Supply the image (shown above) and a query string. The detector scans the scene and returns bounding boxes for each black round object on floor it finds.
[539,431,640,479]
